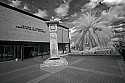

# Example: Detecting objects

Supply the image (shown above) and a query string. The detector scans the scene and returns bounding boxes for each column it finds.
[40,17,68,67]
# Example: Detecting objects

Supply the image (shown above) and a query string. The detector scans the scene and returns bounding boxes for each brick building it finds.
[0,2,70,62]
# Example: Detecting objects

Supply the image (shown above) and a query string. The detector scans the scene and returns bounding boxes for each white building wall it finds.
[0,5,69,43]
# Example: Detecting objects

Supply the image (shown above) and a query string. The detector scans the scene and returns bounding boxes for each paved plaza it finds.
[0,55,125,83]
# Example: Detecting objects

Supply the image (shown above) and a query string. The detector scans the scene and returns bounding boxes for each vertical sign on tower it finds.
[49,25,58,58]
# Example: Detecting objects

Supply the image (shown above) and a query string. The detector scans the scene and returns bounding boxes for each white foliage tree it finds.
[71,12,113,50]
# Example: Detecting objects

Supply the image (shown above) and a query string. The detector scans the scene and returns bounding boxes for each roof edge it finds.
[0,2,48,21]
[0,2,69,29]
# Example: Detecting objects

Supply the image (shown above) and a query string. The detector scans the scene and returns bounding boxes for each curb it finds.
[59,54,68,56]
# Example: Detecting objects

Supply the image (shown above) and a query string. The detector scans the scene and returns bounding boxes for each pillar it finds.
[40,17,68,67]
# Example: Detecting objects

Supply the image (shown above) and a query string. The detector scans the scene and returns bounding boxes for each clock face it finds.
[50,26,56,30]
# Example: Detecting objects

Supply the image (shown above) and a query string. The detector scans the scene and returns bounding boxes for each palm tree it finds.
[71,12,113,50]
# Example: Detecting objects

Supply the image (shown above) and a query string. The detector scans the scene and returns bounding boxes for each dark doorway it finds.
[24,47,34,59]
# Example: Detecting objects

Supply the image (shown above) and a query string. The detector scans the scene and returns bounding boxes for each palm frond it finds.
[71,11,113,50]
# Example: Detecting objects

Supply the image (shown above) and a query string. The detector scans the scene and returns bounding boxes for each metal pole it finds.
[4,45,5,61]
[14,45,16,59]
[62,28,64,54]
[21,44,23,61]
[68,28,71,53]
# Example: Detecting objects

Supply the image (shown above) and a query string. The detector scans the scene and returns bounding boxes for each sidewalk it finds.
[0,55,125,83]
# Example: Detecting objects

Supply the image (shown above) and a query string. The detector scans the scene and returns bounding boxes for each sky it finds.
[0,0,125,25]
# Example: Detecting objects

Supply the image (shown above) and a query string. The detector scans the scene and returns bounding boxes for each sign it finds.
[16,25,46,33]
[50,33,58,58]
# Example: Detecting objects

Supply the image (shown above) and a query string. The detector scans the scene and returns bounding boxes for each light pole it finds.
[40,17,68,67]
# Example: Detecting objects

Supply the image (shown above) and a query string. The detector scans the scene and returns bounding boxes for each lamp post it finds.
[40,16,68,67]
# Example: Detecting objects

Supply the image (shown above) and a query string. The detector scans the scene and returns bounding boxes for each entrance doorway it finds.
[24,47,34,59]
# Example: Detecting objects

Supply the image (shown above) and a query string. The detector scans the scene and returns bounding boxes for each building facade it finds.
[0,2,70,62]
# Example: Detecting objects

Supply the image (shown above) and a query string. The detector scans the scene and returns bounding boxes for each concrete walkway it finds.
[0,55,125,83]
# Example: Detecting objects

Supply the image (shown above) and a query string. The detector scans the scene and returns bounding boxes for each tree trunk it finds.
[89,28,100,47]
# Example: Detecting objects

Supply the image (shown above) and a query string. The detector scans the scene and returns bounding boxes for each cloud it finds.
[54,0,72,18]
[9,0,21,7]
[101,5,125,24]
[84,0,103,9]
[84,2,96,9]
[23,4,29,10]
[96,0,125,6]
[71,13,77,17]
[91,0,125,4]
[103,0,125,5]
[102,5,124,17]
[33,9,47,18]
[55,3,69,17]
[84,0,125,10]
